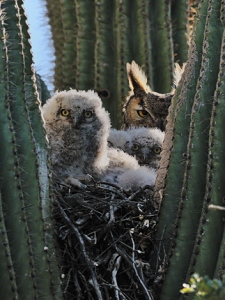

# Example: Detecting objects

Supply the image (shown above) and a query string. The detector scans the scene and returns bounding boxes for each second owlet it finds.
[122,61,185,131]
[124,127,165,169]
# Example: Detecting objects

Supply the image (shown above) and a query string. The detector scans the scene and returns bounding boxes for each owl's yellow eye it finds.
[84,111,93,118]
[60,109,70,117]
[137,110,149,118]
[153,146,161,154]
[132,144,139,151]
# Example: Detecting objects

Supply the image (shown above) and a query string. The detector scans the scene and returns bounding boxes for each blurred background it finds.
[24,0,54,93]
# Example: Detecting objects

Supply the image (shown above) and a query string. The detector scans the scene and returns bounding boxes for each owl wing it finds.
[101,148,157,191]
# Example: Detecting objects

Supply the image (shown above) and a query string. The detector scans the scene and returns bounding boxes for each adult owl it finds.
[41,89,111,184]
[124,127,165,169]
[41,89,157,190]
[122,61,184,131]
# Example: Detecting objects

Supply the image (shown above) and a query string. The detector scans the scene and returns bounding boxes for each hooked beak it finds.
[142,148,152,163]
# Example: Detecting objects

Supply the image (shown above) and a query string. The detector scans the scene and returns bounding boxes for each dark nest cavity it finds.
[54,180,159,300]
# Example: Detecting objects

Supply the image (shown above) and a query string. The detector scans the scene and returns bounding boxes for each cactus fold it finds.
[0,1,62,298]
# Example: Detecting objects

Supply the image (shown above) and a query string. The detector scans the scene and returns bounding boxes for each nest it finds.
[54,179,159,300]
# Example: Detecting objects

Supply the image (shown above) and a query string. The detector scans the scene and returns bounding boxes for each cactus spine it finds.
[0,1,62,298]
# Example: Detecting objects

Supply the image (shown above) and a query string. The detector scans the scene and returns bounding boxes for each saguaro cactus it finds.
[45,0,190,127]
[0,0,62,298]
[152,0,225,299]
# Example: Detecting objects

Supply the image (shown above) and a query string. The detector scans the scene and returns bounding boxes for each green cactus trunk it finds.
[0,1,62,298]
[152,0,225,299]
[45,0,190,127]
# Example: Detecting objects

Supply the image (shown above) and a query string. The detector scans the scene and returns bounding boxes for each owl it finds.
[102,148,157,191]
[41,89,157,191]
[41,89,111,184]
[124,127,165,169]
[108,128,131,150]
[122,61,185,130]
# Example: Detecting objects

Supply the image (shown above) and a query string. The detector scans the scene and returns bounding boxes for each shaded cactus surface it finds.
[0,1,62,299]
[152,0,225,299]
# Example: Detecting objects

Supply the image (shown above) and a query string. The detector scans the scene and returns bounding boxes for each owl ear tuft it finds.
[126,61,151,94]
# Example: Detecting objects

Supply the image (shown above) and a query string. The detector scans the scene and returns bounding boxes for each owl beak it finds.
[142,148,151,163]
[143,148,148,160]
[71,116,79,128]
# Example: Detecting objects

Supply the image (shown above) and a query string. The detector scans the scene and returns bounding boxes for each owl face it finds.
[123,93,157,129]
[124,127,165,169]
[126,138,162,167]
[43,90,104,130]
[43,91,106,157]
[122,61,184,131]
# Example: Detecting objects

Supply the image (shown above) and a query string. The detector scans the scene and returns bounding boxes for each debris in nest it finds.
[53,180,159,300]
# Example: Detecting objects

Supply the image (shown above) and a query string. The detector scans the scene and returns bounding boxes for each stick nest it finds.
[54,180,159,300]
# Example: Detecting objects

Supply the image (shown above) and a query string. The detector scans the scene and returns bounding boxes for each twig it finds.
[99,182,129,199]
[100,181,125,190]
[57,202,104,300]
[62,268,72,295]
[130,232,154,300]
[153,225,166,279]
[74,270,82,300]
[127,185,153,202]
[111,254,127,300]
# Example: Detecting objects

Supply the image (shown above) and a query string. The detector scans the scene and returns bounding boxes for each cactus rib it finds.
[45,0,64,90]
[151,0,174,92]
[152,0,209,272]
[0,191,19,299]
[172,0,190,64]
[0,1,63,298]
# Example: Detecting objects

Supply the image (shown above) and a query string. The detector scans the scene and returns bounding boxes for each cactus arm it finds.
[59,0,76,90]
[113,0,133,128]
[151,0,174,93]
[131,0,153,82]
[188,27,225,284]
[74,0,96,90]
[0,1,62,298]
[178,0,223,280]
[153,1,225,298]
[142,1,154,89]
[153,0,209,267]
[94,0,119,126]
[18,2,63,296]
[0,3,39,297]
[213,7,225,282]
[172,0,190,64]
